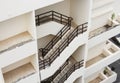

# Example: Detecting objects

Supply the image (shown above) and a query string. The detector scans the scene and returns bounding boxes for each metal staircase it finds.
[41,59,84,83]
[36,11,88,70]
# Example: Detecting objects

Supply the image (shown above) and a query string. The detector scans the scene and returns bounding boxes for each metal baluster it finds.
[60,14,62,24]
[38,15,40,25]
[82,24,84,33]
[52,11,54,21]
[43,60,45,69]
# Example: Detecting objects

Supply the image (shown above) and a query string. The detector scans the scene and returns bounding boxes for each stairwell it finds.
[36,11,87,79]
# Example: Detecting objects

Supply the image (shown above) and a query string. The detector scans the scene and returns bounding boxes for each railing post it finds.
[68,17,70,26]
[82,24,84,33]
[66,74,67,80]
[60,30,62,39]
[77,27,79,36]
[66,59,69,64]
[74,64,75,70]
[38,15,40,25]
[60,14,62,24]
[41,49,44,57]
[52,11,54,21]
[49,58,51,66]
[51,40,54,48]
[69,18,71,27]
[67,37,69,46]
[43,60,45,69]
[58,47,60,56]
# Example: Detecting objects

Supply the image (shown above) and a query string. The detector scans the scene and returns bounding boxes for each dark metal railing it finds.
[40,23,71,57]
[39,22,88,70]
[41,60,84,83]
[58,60,84,83]
[35,11,72,26]
[36,11,73,58]
[42,59,69,83]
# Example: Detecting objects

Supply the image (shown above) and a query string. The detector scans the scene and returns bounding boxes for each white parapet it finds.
[85,41,120,77]
[0,41,36,68]
[86,67,117,83]
[88,25,120,49]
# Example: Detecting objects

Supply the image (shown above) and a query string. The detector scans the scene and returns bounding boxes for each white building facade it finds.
[0,0,120,83]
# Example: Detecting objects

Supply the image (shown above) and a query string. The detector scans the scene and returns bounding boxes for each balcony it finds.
[0,31,33,54]
[86,52,108,68]
[89,17,120,48]
[0,12,35,55]
[1,55,37,83]
[85,40,120,77]
[88,67,117,83]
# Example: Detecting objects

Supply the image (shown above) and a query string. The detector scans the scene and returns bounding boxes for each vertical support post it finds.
[38,15,40,25]
[43,60,45,69]
[60,30,62,39]
[58,47,60,56]
[41,49,44,57]
[51,40,54,48]
[67,37,69,46]
[60,14,62,24]
[77,27,79,36]
[49,58,51,66]
[52,11,54,21]
[82,24,84,33]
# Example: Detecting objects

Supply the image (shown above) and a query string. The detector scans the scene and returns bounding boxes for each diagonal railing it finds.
[58,60,84,83]
[41,59,69,83]
[41,60,84,83]
[36,11,73,58]
[39,22,88,70]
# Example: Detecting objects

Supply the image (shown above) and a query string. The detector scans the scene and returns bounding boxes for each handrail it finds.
[39,22,88,70]
[40,23,71,57]
[35,10,72,26]
[41,60,84,83]
[42,59,69,82]
[36,11,73,57]
[58,60,84,83]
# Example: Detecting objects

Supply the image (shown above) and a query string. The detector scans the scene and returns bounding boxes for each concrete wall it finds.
[87,42,106,61]
[114,0,120,13]
[0,11,36,41]
[26,11,36,38]
[88,25,120,48]
[70,0,90,25]
[0,13,29,41]
[72,45,85,62]
[74,77,82,83]
[35,0,70,16]
[0,0,64,22]
[91,11,112,31]
[90,0,114,31]
[85,68,103,83]
[37,35,54,49]
[0,41,36,68]
[0,69,4,83]
[37,22,63,39]
[31,55,38,70]
[2,55,34,73]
